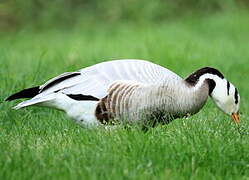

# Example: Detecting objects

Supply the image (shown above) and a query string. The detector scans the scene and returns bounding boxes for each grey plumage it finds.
[95,77,209,125]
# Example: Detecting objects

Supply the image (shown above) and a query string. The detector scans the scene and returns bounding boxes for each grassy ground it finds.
[0,11,249,179]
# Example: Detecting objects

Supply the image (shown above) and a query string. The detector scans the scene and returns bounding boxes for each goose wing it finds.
[37,59,182,99]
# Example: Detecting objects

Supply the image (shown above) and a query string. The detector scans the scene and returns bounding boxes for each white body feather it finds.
[14,59,183,125]
[14,59,185,124]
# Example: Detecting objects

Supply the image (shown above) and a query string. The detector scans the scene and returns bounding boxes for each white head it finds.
[210,78,240,115]
[186,67,240,123]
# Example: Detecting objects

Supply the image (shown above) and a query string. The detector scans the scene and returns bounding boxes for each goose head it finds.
[185,67,240,123]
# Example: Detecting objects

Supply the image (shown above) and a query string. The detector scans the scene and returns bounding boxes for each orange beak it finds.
[231,113,240,124]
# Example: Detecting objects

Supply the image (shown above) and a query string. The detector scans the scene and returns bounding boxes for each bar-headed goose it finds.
[5,59,240,126]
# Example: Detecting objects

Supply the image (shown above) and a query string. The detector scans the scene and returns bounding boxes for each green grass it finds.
[1,11,249,180]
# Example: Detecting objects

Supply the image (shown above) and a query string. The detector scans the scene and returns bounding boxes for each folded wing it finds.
[35,59,181,99]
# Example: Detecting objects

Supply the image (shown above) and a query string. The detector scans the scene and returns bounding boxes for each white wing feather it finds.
[37,59,182,99]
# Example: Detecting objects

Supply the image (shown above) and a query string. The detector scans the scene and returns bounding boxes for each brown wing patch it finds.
[95,81,140,124]
[95,96,113,124]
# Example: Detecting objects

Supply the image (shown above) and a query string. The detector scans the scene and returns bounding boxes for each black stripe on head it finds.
[234,88,239,104]
[206,79,216,95]
[67,94,99,101]
[227,81,230,95]
[185,67,224,85]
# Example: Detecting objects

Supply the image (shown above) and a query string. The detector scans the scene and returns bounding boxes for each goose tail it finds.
[5,86,40,102]
[13,95,55,110]
[5,86,57,110]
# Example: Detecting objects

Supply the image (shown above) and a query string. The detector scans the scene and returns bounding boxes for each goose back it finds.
[38,59,182,100]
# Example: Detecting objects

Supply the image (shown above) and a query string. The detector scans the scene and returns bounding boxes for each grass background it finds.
[1,10,249,179]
